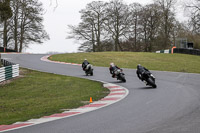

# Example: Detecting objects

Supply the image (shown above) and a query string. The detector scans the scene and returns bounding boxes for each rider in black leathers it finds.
[136,64,150,82]
[82,59,90,71]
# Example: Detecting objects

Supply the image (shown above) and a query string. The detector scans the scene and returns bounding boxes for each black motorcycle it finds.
[85,64,93,76]
[114,69,126,82]
[141,71,157,88]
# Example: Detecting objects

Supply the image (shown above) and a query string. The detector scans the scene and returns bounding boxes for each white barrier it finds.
[0,64,19,82]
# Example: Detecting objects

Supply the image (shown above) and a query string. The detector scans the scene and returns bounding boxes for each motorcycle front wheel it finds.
[120,74,126,82]
[147,78,157,88]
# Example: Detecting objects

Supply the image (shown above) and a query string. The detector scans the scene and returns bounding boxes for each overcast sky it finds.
[25,0,188,54]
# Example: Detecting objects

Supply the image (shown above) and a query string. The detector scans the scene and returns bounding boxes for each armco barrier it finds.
[0,59,19,82]
[1,59,16,66]
[0,47,16,52]
[173,48,200,56]
[156,49,171,53]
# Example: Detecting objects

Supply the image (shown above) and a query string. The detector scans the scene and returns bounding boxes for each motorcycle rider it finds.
[82,59,90,71]
[136,64,150,84]
[109,63,121,78]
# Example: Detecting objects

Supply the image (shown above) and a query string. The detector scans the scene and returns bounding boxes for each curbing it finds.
[40,55,82,66]
[0,55,129,132]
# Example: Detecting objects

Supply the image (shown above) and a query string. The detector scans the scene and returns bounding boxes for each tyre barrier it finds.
[0,59,19,82]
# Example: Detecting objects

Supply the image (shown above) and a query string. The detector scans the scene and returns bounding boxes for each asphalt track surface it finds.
[2,54,200,133]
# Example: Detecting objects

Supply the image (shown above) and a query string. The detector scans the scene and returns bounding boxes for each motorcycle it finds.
[140,71,157,88]
[113,69,126,82]
[84,64,93,76]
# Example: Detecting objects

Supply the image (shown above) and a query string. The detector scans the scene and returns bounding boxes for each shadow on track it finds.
[137,87,157,90]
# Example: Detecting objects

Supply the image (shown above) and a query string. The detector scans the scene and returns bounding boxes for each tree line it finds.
[0,0,49,52]
[67,0,200,52]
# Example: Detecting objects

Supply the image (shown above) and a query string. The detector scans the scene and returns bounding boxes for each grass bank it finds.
[50,52,200,73]
[0,69,109,125]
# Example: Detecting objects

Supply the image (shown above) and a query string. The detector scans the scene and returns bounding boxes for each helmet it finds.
[110,62,114,67]
[84,59,87,61]
[137,64,141,69]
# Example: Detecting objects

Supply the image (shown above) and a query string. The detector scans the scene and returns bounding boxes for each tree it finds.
[68,23,95,52]
[185,0,200,34]
[0,0,12,49]
[85,1,106,51]
[67,1,106,52]
[154,0,177,49]
[183,0,200,49]
[0,0,12,22]
[0,0,49,52]
[128,3,142,51]
[140,4,162,52]
[104,0,130,51]
[67,0,183,52]
[17,0,49,52]
[10,0,19,51]
[0,0,12,67]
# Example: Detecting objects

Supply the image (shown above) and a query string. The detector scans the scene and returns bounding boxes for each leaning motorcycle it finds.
[114,69,126,82]
[141,71,157,88]
[85,64,93,76]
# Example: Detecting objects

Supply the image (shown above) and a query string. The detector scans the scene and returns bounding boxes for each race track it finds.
[2,54,200,133]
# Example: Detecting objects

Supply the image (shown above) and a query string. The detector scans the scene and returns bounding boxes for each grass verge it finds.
[50,52,200,73]
[0,68,109,125]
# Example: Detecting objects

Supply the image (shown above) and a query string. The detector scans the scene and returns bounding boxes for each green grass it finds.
[50,52,200,73]
[0,69,109,125]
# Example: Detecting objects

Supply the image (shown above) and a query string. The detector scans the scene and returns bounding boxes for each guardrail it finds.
[0,47,17,52]
[156,49,171,53]
[0,59,19,82]
[156,48,200,56]
[173,48,200,56]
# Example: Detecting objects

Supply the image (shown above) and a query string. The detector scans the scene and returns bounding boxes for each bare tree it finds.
[128,3,142,51]
[0,0,12,49]
[67,1,106,52]
[154,0,177,49]
[10,0,19,51]
[0,0,49,52]
[185,0,200,34]
[67,13,96,52]
[0,0,12,22]
[86,1,106,51]
[140,4,162,51]
[18,0,49,52]
[68,22,96,52]
[67,0,184,52]
[104,0,130,51]
[0,0,12,66]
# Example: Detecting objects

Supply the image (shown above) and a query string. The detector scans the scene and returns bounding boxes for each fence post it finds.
[171,46,176,54]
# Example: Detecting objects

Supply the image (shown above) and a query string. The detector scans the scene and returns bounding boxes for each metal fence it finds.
[0,59,19,82]
[0,47,16,52]
[1,59,16,66]
[173,48,200,56]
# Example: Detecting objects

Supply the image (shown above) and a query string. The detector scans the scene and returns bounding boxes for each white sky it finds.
[25,0,188,54]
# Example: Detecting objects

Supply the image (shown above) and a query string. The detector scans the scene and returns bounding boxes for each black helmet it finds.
[137,64,141,69]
